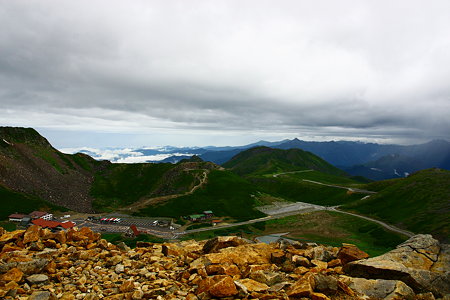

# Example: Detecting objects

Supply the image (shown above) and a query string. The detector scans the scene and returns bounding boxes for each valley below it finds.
[1,127,449,251]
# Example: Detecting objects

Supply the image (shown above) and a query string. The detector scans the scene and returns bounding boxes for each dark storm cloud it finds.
[1,0,449,146]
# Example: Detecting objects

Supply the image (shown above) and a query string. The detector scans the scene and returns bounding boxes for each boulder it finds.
[120,280,135,293]
[339,275,415,299]
[311,292,331,300]
[249,270,285,286]
[28,291,53,300]
[205,263,241,276]
[26,274,49,284]
[313,273,338,293]
[293,255,311,267]
[287,273,315,297]
[337,243,369,265]
[344,234,450,297]
[23,225,41,244]
[0,267,23,282]
[202,236,248,253]
[67,227,99,243]
[17,258,49,274]
[0,230,25,244]
[197,275,238,297]
[235,278,269,292]
[162,243,186,257]
[205,243,273,267]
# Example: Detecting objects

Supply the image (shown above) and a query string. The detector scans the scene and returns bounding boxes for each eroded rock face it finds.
[344,234,450,297]
[339,275,415,299]
[0,227,447,299]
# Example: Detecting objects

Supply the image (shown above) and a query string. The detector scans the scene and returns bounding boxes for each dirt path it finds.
[119,170,209,213]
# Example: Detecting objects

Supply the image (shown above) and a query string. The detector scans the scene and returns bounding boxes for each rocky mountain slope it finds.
[0,127,107,212]
[0,226,448,299]
[0,127,218,214]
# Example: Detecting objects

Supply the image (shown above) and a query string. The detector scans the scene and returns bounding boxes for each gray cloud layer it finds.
[1,0,449,146]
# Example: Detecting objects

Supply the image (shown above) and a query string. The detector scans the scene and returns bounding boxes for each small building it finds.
[8,213,27,222]
[211,219,221,226]
[203,211,214,218]
[188,214,206,222]
[59,221,76,229]
[31,218,75,230]
[127,225,140,237]
[20,217,32,227]
[30,211,53,220]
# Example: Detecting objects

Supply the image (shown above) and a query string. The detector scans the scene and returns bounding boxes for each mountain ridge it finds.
[223,146,346,177]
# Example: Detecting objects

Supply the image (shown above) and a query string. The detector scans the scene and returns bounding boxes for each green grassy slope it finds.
[90,162,210,211]
[252,176,364,206]
[223,146,346,176]
[342,168,450,242]
[91,163,174,211]
[286,170,363,185]
[0,185,67,220]
[181,211,406,256]
[135,170,265,221]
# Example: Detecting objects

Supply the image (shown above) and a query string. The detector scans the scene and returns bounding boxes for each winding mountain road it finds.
[302,179,377,194]
[327,207,414,237]
[272,169,313,177]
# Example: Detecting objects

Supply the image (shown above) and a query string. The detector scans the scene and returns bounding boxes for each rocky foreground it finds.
[0,226,448,299]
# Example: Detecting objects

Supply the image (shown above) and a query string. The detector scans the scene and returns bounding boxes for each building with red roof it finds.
[8,214,27,222]
[30,211,53,220]
[32,218,75,230]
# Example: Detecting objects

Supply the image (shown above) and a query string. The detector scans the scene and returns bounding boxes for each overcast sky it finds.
[1,0,449,147]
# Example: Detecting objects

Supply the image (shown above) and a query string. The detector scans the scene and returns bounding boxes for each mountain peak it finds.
[0,127,51,148]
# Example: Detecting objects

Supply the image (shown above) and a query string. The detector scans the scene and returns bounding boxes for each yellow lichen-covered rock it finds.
[197,275,238,297]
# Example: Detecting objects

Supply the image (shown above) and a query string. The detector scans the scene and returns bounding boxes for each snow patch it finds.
[370,168,382,172]
[2,139,12,145]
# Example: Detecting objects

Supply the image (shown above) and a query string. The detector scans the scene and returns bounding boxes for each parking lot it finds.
[71,215,179,234]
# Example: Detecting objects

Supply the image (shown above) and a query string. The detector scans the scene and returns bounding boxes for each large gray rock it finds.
[339,275,415,299]
[28,291,51,300]
[27,274,49,284]
[344,234,450,297]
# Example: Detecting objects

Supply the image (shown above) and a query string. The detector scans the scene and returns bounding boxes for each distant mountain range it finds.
[2,127,449,241]
[61,138,450,180]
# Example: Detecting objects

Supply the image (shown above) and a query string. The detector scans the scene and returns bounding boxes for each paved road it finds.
[179,206,322,236]
[302,179,377,194]
[327,207,414,238]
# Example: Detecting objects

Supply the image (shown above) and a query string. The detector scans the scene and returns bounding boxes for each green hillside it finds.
[0,127,218,214]
[342,168,450,242]
[91,162,212,211]
[223,146,346,176]
[252,176,364,206]
[135,170,265,221]
[0,185,67,220]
